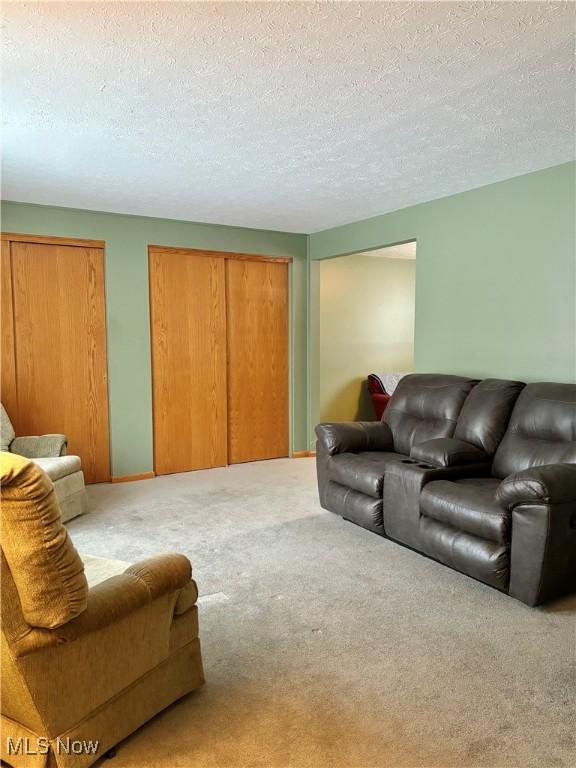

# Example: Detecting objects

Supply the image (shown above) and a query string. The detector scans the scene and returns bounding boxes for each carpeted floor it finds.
[69,458,575,768]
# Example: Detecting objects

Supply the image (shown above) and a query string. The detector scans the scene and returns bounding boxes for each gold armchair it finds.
[1,452,204,768]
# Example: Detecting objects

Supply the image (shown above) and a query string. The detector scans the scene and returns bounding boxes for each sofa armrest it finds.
[495,464,576,606]
[496,463,576,509]
[410,437,489,468]
[315,421,393,456]
[11,434,68,458]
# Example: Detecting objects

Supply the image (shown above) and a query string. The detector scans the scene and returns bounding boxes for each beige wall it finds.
[319,254,415,421]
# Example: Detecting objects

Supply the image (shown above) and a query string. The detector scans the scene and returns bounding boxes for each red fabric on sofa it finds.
[370,392,391,420]
[367,375,391,419]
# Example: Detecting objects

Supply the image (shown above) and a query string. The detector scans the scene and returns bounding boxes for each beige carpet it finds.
[68,458,575,768]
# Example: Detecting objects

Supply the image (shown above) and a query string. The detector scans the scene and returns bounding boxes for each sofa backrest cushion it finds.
[454,379,525,455]
[0,451,88,628]
[492,383,576,479]
[384,374,477,456]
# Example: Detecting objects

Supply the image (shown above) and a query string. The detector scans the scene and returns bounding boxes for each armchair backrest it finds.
[384,374,477,455]
[0,452,88,631]
[492,383,576,479]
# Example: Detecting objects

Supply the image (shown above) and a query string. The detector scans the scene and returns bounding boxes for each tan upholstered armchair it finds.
[0,453,204,768]
[1,404,87,522]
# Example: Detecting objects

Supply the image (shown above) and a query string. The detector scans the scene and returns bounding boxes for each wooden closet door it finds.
[227,259,289,463]
[149,249,227,474]
[10,241,110,483]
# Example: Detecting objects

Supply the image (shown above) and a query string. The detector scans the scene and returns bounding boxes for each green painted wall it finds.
[309,162,575,445]
[3,162,574,459]
[0,202,308,476]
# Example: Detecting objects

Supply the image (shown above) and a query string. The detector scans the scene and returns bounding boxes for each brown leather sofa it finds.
[316,374,576,606]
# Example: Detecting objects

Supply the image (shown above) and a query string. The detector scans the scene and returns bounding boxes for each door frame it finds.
[1,232,105,248]
[1,231,111,482]
[147,245,291,265]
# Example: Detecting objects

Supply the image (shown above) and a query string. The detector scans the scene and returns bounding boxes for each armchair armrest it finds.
[496,463,576,509]
[124,553,192,599]
[16,554,193,653]
[11,434,67,458]
[68,554,192,637]
[315,421,393,456]
[410,437,489,468]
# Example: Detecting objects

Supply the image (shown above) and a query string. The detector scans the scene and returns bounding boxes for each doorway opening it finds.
[319,241,416,422]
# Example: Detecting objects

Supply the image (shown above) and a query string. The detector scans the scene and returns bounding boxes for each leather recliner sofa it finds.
[316,374,576,606]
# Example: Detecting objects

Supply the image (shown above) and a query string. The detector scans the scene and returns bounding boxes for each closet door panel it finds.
[11,241,110,483]
[150,250,227,474]
[227,259,289,463]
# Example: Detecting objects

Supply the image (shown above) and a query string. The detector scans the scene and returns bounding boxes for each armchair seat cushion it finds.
[421,477,508,543]
[329,451,406,498]
[33,455,82,482]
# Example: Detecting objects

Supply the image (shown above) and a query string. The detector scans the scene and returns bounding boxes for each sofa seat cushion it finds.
[419,516,509,591]
[33,455,82,482]
[420,477,508,543]
[328,451,407,498]
[323,481,384,534]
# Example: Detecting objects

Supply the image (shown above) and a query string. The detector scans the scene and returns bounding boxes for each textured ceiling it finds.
[2,1,574,233]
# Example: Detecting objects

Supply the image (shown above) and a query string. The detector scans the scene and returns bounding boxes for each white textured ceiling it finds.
[2,1,574,234]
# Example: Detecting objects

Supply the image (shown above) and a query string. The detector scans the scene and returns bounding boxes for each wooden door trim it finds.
[97,247,112,482]
[148,254,158,475]
[225,258,232,464]
[148,245,292,264]
[1,241,18,418]
[1,232,106,249]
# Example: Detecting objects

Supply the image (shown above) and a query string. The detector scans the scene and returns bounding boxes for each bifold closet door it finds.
[226,259,289,463]
[6,239,110,483]
[149,249,227,474]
